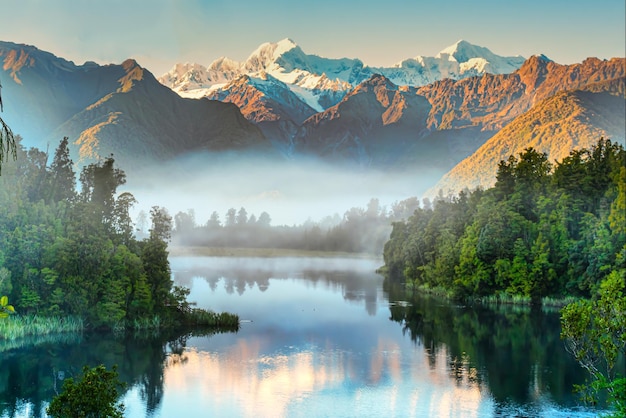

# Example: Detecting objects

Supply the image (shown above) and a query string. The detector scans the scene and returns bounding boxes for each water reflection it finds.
[1,257,599,417]
[172,256,383,316]
[0,329,220,418]
[384,281,597,416]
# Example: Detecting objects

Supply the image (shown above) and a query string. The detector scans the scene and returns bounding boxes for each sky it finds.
[1,0,624,77]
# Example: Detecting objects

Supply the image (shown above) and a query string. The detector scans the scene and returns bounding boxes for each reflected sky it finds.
[1,257,599,418]
[116,256,599,418]
[127,256,495,417]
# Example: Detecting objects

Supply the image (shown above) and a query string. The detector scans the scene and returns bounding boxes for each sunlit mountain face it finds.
[0,39,623,218]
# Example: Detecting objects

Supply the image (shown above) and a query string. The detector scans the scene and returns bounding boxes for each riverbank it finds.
[0,310,239,344]
[0,315,84,341]
[169,246,382,259]
[402,282,581,310]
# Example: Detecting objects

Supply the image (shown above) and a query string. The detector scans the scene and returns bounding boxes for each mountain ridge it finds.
[159,38,528,112]
[428,77,626,195]
[0,41,270,171]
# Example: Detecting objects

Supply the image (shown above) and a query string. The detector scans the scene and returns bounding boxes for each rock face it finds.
[0,41,269,170]
[429,77,626,194]
[292,75,431,167]
[160,39,623,179]
[205,73,318,155]
[1,39,623,190]
[159,38,527,130]
[416,55,626,131]
[290,56,624,173]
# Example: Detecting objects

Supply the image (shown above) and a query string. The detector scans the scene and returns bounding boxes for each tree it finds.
[236,207,248,226]
[224,208,236,227]
[206,211,221,228]
[148,206,172,243]
[174,209,196,233]
[79,156,126,229]
[561,271,626,415]
[143,206,173,313]
[48,137,76,202]
[46,364,126,418]
[257,211,271,228]
[136,209,148,235]
[0,77,17,175]
[112,192,137,246]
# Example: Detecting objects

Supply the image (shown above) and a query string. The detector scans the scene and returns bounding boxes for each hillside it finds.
[429,77,626,194]
[292,75,431,167]
[0,41,269,170]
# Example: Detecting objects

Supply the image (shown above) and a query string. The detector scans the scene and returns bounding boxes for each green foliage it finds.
[170,197,397,255]
[0,315,83,340]
[0,295,15,318]
[383,139,626,303]
[561,271,626,414]
[0,137,237,332]
[46,364,126,418]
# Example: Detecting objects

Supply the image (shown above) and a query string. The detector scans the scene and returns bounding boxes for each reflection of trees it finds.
[384,280,588,407]
[0,328,223,417]
[173,265,381,315]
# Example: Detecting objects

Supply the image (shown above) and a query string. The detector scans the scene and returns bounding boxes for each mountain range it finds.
[160,38,526,109]
[0,39,624,194]
[0,41,268,171]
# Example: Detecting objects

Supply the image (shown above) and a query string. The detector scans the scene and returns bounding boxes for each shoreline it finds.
[168,246,383,260]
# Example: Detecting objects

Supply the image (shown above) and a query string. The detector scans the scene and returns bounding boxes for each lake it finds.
[0,256,601,417]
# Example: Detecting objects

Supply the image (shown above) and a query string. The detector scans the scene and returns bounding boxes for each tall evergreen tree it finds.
[48,137,76,203]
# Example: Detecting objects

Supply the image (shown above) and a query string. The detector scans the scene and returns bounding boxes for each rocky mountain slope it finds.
[0,41,268,170]
[160,39,526,113]
[289,55,624,173]
[1,39,623,194]
[429,77,626,194]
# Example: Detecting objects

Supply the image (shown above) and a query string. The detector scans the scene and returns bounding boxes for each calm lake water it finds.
[1,256,601,417]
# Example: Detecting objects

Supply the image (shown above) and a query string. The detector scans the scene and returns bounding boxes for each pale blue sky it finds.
[1,0,624,76]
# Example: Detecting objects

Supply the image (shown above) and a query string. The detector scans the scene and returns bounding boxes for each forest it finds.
[0,136,237,330]
[382,138,625,303]
[167,197,421,255]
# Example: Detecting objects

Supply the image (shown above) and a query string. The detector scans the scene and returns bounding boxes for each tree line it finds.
[382,138,625,302]
[0,136,235,330]
[166,197,424,255]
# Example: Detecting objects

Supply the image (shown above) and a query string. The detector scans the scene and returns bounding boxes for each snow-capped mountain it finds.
[380,40,527,87]
[159,38,526,111]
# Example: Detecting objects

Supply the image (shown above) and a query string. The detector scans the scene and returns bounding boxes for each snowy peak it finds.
[159,39,528,111]
[437,40,494,62]
[244,38,302,72]
[379,39,528,86]
[208,56,241,72]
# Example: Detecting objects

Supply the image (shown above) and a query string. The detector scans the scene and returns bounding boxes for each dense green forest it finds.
[169,197,420,255]
[383,139,626,302]
[0,136,236,330]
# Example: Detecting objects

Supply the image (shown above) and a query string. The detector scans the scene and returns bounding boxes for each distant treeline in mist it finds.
[383,138,625,302]
[0,136,222,329]
[163,198,425,255]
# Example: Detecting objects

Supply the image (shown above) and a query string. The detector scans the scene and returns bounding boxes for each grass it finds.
[183,309,240,330]
[540,295,580,308]
[478,293,532,306]
[132,315,162,331]
[405,282,456,299]
[0,315,84,341]
[405,281,582,311]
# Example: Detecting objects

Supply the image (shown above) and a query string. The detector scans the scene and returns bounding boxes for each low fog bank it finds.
[124,151,444,227]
